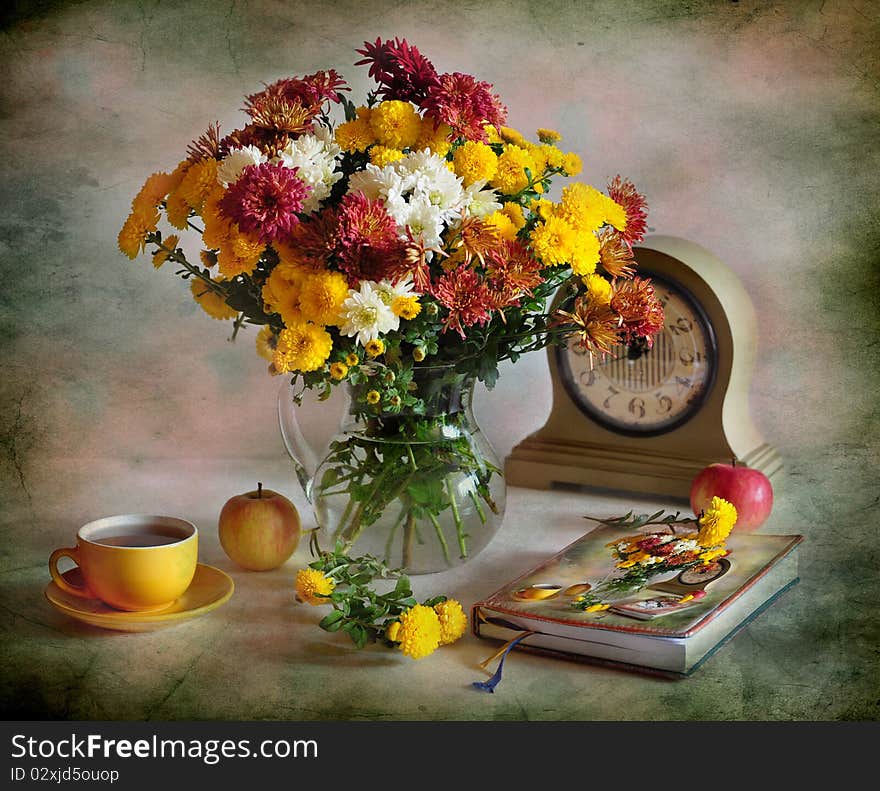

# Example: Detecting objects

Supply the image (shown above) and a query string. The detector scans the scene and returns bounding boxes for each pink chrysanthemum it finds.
[607,175,648,247]
[251,70,348,109]
[422,72,508,143]
[431,266,494,338]
[355,38,439,104]
[335,192,408,283]
[219,162,311,243]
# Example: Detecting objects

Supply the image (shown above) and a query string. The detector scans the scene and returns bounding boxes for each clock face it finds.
[556,274,718,436]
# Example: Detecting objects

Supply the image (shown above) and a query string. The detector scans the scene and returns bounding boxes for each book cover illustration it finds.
[475,526,802,639]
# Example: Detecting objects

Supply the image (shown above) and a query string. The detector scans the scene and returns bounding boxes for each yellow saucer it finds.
[44,563,234,632]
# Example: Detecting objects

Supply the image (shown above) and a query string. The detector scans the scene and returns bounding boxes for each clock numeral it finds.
[579,369,597,387]
[667,316,694,336]
[570,342,589,357]
[679,349,703,367]
[675,376,692,393]
[656,393,673,414]
[602,386,620,409]
[628,397,646,419]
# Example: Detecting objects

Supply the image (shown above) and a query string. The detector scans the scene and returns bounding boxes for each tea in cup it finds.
[49,514,198,612]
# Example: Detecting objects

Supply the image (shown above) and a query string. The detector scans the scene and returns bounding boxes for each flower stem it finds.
[403,513,415,568]
[469,490,487,524]
[445,476,467,558]
[427,512,451,565]
[384,505,409,564]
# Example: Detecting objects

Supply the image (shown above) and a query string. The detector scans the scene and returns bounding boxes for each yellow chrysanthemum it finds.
[117,205,160,259]
[483,211,518,242]
[329,361,349,380]
[483,124,503,144]
[415,120,453,156]
[499,126,527,146]
[557,183,607,233]
[490,145,535,195]
[434,600,467,646]
[502,202,526,230]
[616,559,637,569]
[562,151,583,176]
[452,140,498,187]
[345,352,359,367]
[569,230,601,277]
[164,190,192,230]
[366,390,381,405]
[152,234,179,269]
[529,215,577,267]
[334,115,376,153]
[525,143,548,175]
[298,271,349,327]
[365,339,385,358]
[217,226,263,278]
[273,321,333,373]
[541,144,565,170]
[370,100,422,150]
[537,128,562,143]
[262,266,306,324]
[255,326,277,361]
[391,295,421,320]
[386,621,402,642]
[132,171,175,214]
[190,278,237,320]
[412,347,426,362]
[696,496,738,548]
[585,603,610,613]
[583,273,613,305]
[177,158,219,211]
[200,250,218,269]
[530,197,555,222]
[369,145,405,167]
[295,568,335,606]
[601,194,628,232]
[395,604,442,660]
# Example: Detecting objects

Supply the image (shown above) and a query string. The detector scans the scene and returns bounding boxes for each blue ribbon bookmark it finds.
[472,631,535,693]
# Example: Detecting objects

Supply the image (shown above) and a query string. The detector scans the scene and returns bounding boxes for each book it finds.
[472,526,803,677]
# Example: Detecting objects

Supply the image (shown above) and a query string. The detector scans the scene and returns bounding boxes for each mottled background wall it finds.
[1,0,878,719]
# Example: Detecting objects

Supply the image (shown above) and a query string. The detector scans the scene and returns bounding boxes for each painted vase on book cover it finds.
[279,364,506,574]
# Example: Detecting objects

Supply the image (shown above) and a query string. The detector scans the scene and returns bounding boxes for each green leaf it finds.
[319,611,345,632]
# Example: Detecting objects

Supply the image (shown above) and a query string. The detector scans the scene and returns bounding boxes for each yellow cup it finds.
[49,514,198,612]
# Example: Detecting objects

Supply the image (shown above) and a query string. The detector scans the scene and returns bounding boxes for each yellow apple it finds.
[218,483,301,571]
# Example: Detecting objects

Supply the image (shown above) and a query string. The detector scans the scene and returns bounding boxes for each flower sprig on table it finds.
[294,541,467,659]
[573,496,738,611]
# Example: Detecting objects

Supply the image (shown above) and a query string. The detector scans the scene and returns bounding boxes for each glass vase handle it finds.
[277,380,319,504]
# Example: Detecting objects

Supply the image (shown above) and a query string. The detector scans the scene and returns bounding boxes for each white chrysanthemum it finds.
[463,181,503,218]
[338,282,399,345]
[673,539,699,552]
[393,195,445,249]
[216,145,266,186]
[275,129,343,213]
[396,151,465,219]
[374,277,418,307]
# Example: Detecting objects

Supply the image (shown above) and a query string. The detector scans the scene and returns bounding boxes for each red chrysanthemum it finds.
[355,37,439,104]
[486,240,545,306]
[431,265,494,338]
[610,276,665,344]
[254,70,349,108]
[335,192,408,283]
[422,72,508,142]
[607,175,648,247]
[281,206,339,270]
[218,162,311,243]
[218,124,292,159]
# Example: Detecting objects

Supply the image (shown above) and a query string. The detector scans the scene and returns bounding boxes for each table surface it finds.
[2,454,870,723]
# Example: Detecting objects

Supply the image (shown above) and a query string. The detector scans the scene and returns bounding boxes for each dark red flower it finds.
[431,265,494,338]
[486,240,545,304]
[218,162,311,243]
[422,72,508,142]
[355,38,439,103]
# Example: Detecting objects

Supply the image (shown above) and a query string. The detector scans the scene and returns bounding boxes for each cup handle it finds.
[49,547,94,599]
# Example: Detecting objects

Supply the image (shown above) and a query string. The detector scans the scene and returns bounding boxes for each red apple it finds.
[689,461,774,533]
[218,483,301,570]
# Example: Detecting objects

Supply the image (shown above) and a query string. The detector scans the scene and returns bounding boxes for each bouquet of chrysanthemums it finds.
[119,38,664,573]
[120,37,661,389]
